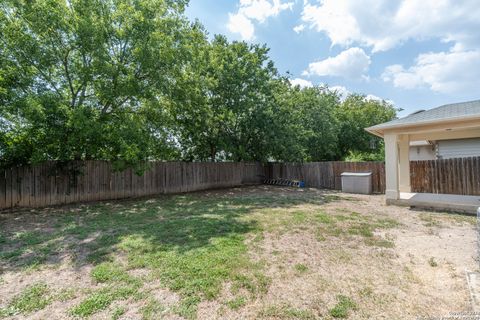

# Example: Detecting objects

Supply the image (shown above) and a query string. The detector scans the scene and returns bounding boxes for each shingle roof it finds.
[367,99,480,132]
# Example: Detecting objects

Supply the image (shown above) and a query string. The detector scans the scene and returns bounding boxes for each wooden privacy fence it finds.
[0,161,266,209]
[411,157,480,196]
[2,157,480,209]
[265,161,386,193]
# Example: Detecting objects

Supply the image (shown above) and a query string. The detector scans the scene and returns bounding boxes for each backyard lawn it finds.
[0,186,476,319]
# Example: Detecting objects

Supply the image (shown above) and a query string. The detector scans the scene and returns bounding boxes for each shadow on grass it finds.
[0,186,350,318]
[0,186,339,272]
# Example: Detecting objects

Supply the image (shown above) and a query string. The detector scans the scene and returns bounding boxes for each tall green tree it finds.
[0,0,191,169]
[296,86,340,161]
[170,35,280,162]
[271,83,340,162]
[335,94,398,160]
[0,0,399,168]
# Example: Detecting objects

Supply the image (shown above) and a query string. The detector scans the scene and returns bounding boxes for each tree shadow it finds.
[0,186,341,273]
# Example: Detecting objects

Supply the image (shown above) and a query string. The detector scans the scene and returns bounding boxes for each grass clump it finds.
[419,214,442,228]
[226,296,247,310]
[55,288,77,302]
[71,262,142,317]
[258,304,317,319]
[329,295,357,318]
[231,272,271,297]
[315,211,334,224]
[428,257,438,267]
[91,262,137,284]
[71,285,138,317]
[294,263,308,273]
[347,223,374,237]
[364,237,394,248]
[111,306,126,320]
[0,282,51,316]
[141,299,165,320]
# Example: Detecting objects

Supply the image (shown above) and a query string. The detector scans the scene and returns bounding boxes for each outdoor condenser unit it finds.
[340,172,373,194]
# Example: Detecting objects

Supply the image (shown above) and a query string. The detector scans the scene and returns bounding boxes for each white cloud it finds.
[293,24,305,33]
[382,49,480,93]
[227,0,293,40]
[300,0,480,52]
[328,85,350,100]
[290,78,313,88]
[227,13,255,40]
[298,0,480,94]
[365,94,383,102]
[303,47,370,79]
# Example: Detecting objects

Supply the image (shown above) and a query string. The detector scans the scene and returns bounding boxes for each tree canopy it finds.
[0,0,398,170]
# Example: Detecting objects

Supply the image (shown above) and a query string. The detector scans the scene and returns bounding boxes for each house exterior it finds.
[409,141,435,161]
[365,99,480,211]
[409,137,480,160]
[436,137,480,159]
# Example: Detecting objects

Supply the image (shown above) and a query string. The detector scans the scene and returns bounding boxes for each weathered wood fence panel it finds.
[265,162,386,193]
[0,161,265,209]
[411,157,480,195]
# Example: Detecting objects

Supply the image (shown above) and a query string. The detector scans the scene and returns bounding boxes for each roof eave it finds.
[364,127,384,138]
[365,114,480,138]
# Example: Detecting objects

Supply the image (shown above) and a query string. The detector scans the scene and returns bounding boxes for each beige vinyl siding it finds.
[437,138,480,159]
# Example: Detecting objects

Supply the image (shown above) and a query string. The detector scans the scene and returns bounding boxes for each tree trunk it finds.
[210,145,216,162]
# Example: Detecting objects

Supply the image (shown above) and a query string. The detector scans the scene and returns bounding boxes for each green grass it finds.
[0,188,404,319]
[141,299,165,320]
[1,192,282,318]
[45,191,317,318]
[70,262,143,317]
[225,296,247,310]
[329,295,358,318]
[420,212,476,227]
[313,210,400,247]
[294,263,309,273]
[55,288,77,302]
[315,211,335,224]
[111,306,126,320]
[71,285,139,317]
[0,282,52,317]
[364,237,395,248]
[258,304,318,319]
[91,262,137,284]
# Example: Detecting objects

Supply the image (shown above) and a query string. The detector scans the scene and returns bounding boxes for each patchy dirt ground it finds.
[0,186,477,319]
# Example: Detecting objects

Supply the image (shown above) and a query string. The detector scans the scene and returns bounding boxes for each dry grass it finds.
[0,186,476,319]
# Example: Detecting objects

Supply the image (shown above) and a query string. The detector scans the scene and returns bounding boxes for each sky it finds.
[185,0,480,116]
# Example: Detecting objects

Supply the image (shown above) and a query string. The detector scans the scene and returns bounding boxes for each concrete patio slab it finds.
[387,192,480,214]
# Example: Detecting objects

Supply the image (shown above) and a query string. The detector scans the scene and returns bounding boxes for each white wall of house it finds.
[437,138,480,159]
[409,144,436,161]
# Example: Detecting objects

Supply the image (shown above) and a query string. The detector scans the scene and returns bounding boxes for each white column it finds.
[398,134,411,193]
[384,134,399,200]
